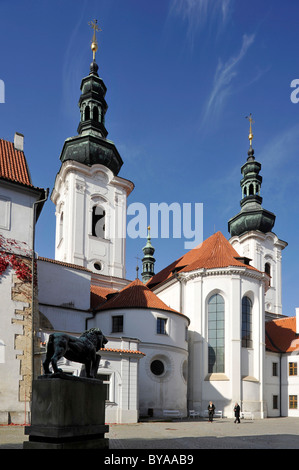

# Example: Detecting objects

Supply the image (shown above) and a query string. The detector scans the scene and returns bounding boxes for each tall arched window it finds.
[92,205,105,238]
[242,296,252,348]
[92,106,99,122]
[208,294,225,373]
[84,105,90,121]
[265,262,271,286]
[59,212,64,243]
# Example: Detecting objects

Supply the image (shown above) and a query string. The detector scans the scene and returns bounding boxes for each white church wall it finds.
[90,307,189,418]
[154,280,181,314]
[39,305,92,333]
[139,345,188,417]
[90,307,189,351]
[37,259,91,311]
[160,270,266,417]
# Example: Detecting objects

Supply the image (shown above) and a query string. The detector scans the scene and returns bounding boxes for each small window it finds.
[289,362,297,376]
[0,196,11,230]
[289,395,298,409]
[272,362,278,377]
[94,262,102,271]
[157,318,167,335]
[273,395,278,410]
[150,360,164,376]
[112,315,123,333]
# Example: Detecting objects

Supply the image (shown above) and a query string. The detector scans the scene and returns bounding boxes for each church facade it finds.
[0,34,299,424]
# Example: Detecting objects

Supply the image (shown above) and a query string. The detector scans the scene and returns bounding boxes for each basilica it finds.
[0,30,298,424]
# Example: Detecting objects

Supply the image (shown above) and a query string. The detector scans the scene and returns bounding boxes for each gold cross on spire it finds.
[88,19,101,61]
[246,113,254,147]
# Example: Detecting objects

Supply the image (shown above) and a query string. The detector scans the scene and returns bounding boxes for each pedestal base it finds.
[24,373,109,449]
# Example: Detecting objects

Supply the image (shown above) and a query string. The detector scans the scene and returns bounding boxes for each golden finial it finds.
[88,19,101,61]
[246,113,254,147]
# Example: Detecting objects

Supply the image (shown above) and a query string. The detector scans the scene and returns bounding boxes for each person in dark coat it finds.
[208,401,215,422]
[234,402,240,423]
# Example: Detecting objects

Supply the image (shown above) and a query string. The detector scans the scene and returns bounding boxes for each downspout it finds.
[31,188,49,384]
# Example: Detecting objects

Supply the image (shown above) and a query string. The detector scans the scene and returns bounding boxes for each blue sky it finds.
[0,0,298,316]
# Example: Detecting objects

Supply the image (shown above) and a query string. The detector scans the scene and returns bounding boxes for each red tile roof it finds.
[91,285,117,309]
[147,231,259,289]
[0,138,32,186]
[95,278,182,315]
[100,347,145,356]
[38,256,91,273]
[266,316,299,353]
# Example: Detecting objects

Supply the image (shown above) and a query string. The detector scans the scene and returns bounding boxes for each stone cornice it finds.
[177,265,266,284]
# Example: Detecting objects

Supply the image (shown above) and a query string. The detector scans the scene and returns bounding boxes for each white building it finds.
[1,40,299,424]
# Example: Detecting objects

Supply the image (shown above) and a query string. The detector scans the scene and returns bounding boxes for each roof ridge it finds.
[0,138,32,186]
[95,276,183,315]
[147,231,259,289]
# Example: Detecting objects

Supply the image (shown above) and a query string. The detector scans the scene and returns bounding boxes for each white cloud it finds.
[202,33,255,125]
[169,0,232,46]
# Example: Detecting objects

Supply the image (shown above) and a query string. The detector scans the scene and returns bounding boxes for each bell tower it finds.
[141,227,156,284]
[51,21,134,277]
[228,115,287,318]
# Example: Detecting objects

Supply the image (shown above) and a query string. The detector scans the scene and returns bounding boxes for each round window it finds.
[94,262,102,271]
[150,359,165,376]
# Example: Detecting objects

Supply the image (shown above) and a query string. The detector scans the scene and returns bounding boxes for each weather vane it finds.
[88,19,102,61]
[246,113,254,147]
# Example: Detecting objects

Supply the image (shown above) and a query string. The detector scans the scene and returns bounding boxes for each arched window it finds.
[92,106,99,122]
[242,296,252,348]
[265,262,271,287]
[59,212,63,243]
[249,183,254,195]
[84,105,90,121]
[92,205,105,238]
[208,294,225,373]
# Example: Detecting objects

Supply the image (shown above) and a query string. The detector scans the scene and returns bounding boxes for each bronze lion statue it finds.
[43,328,108,378]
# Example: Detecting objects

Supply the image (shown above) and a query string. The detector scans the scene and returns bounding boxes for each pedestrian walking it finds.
[234,402,240,423]
[208,401,215,422]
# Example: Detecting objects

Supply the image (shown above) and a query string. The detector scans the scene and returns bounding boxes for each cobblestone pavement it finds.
[1,417,299,450]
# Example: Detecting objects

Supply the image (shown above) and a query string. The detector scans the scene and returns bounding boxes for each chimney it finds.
[14,132,24,151]
[296,308,299,335]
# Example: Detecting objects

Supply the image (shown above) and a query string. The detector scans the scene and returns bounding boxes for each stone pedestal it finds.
[23,373,109,449]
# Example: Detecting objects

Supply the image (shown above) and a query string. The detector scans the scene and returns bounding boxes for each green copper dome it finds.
[59,60,123,176]
[141,227,156,284]
[228,128,275,237]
